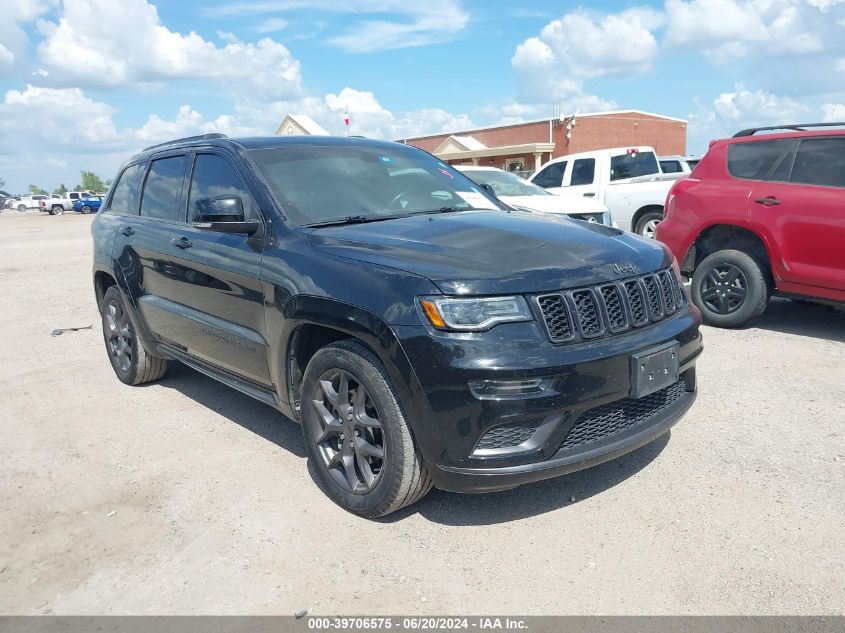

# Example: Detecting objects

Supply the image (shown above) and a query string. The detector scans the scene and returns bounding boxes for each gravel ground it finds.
[0,212,843,615]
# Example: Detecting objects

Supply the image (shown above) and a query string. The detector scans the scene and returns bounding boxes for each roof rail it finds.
[143,133,228,152]
[733,122,845,137]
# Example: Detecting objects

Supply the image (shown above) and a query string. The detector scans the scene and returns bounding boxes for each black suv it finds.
[92,134,703,517]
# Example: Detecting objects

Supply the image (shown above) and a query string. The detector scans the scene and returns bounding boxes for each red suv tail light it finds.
[39,200,46,207]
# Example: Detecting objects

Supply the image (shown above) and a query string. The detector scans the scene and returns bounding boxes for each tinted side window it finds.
[660,160,682,174]
[140,156,187,221]
[610,151,660,181]
[188,154,256,222]
[789,138,845,188]
[727,140,791,180]
[533,162,566,188]
[570,158,595,186]
[108,163,145,215]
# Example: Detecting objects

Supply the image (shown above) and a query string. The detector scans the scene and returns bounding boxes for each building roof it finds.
[275,114,329,136]
[399,109,688,142]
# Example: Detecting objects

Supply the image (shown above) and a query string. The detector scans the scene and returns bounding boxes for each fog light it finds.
[469,377,554,400]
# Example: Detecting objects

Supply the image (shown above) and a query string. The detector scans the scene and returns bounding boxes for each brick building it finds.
[398,110,687,174]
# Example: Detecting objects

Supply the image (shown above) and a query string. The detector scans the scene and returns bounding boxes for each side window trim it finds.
[788,136,845,189]
[104,161,146,215]
[766,140,798,184]
[138,152,190,224]
[187,150,263,225]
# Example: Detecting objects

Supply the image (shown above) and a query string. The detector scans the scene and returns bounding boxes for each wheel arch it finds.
[683,223,774,284]
[631,204,664,232]
[276,296,437,461]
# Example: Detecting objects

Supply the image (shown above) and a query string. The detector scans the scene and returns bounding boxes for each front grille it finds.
[475,421,538,450]
[560,377,689,451]
[536,294,573,342]
[571,290,602,337]
[536,268,684,344]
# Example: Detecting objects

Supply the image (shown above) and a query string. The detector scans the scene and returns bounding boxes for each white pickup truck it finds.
[41,191,94,215]
[528,146,678,238]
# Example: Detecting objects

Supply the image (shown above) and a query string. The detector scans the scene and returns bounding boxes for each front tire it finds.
[300,340,431,518]
[692,249,769,327]
[17,204,26,212]
[80,205,92,214]
[99,286,168,385]
[635,210,663,239]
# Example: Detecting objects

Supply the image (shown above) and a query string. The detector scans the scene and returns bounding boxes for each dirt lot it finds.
[0,212,843,615]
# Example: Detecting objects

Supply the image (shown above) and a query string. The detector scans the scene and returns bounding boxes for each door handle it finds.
[583,192,596,197]
[171,236,192,249]
[754,196,781,206]
[119,226,135,236]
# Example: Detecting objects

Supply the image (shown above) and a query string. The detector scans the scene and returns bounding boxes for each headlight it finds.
[419,296,532,331]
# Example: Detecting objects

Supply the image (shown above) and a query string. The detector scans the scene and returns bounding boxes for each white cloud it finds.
[509,8,648,114]
[255,17,288,33]
[664,0,826,62]
[686,84,811,152]
[37,0,304,99]
[807,0,845,10]
[206,0,469,52]
[0,0,56,76]
[821,103,845,121]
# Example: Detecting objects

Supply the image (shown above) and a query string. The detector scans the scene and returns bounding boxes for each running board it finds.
[158,344,281,411]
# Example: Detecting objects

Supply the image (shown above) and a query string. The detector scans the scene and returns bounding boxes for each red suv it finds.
[656,123,845,327]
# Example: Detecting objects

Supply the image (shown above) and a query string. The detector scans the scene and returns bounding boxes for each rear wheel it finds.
[80,205,92,214]
[99,286,168,385]
[635,210,663,239]
[51,206,64,215]
[300,340,431,518]
[17,204,26,212]
[692,249,769,327]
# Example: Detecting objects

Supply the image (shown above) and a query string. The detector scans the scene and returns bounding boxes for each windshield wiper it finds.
[304,215,376,228]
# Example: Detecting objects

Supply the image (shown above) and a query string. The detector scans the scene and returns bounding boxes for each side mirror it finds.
[479,183,498,198]
[192,196,259,235]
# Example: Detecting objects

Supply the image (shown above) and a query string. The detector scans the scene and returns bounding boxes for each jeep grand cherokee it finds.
[92,134,703,517]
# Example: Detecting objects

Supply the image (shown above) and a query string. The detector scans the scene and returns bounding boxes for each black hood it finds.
[306,210,671,295]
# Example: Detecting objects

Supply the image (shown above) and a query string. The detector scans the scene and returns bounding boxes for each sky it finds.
[1,0,845,193]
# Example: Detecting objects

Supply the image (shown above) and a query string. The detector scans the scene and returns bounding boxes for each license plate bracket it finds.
[630,341,680,398]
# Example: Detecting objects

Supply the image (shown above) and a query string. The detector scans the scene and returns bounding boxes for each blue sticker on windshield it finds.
[378,155,394,163]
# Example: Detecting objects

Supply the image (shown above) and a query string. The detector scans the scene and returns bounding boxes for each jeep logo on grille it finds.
[612,262,637,275]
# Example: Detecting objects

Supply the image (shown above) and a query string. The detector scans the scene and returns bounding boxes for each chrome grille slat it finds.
[536,268,684,344]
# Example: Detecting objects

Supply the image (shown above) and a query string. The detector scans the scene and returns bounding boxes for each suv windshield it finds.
[461,169,549,197]
[610,151,660,181]
[249,144,503,226]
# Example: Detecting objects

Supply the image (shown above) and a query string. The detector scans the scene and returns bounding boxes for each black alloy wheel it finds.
[99,285,168,384]
[310,369,386,494]
[691,249,769,328]
[698,263,748,315]
[300,340,431,517]
[104,298,134,375]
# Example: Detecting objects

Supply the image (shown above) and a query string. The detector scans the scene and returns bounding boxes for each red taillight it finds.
[39,200,46,207]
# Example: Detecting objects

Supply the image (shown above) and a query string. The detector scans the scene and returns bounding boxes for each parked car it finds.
[657,122,845,328]
[92,133,702,517]
[72,196,102,214]
[41,190,94,215]
[529,147,677,238]
[455,166,614,226]
[659,156,700,175]
[0,190,14,208]
[13,194,49,211]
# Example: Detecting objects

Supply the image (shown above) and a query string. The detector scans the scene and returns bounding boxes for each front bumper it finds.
[393,306,702,493]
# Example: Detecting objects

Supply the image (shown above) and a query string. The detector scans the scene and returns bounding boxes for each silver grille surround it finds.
[535,268,686,344]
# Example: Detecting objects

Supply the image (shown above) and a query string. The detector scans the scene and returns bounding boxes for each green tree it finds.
[53,183,68,195]
[0,177,5,189]
[27,184,48,195]
[80,170,107,192]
